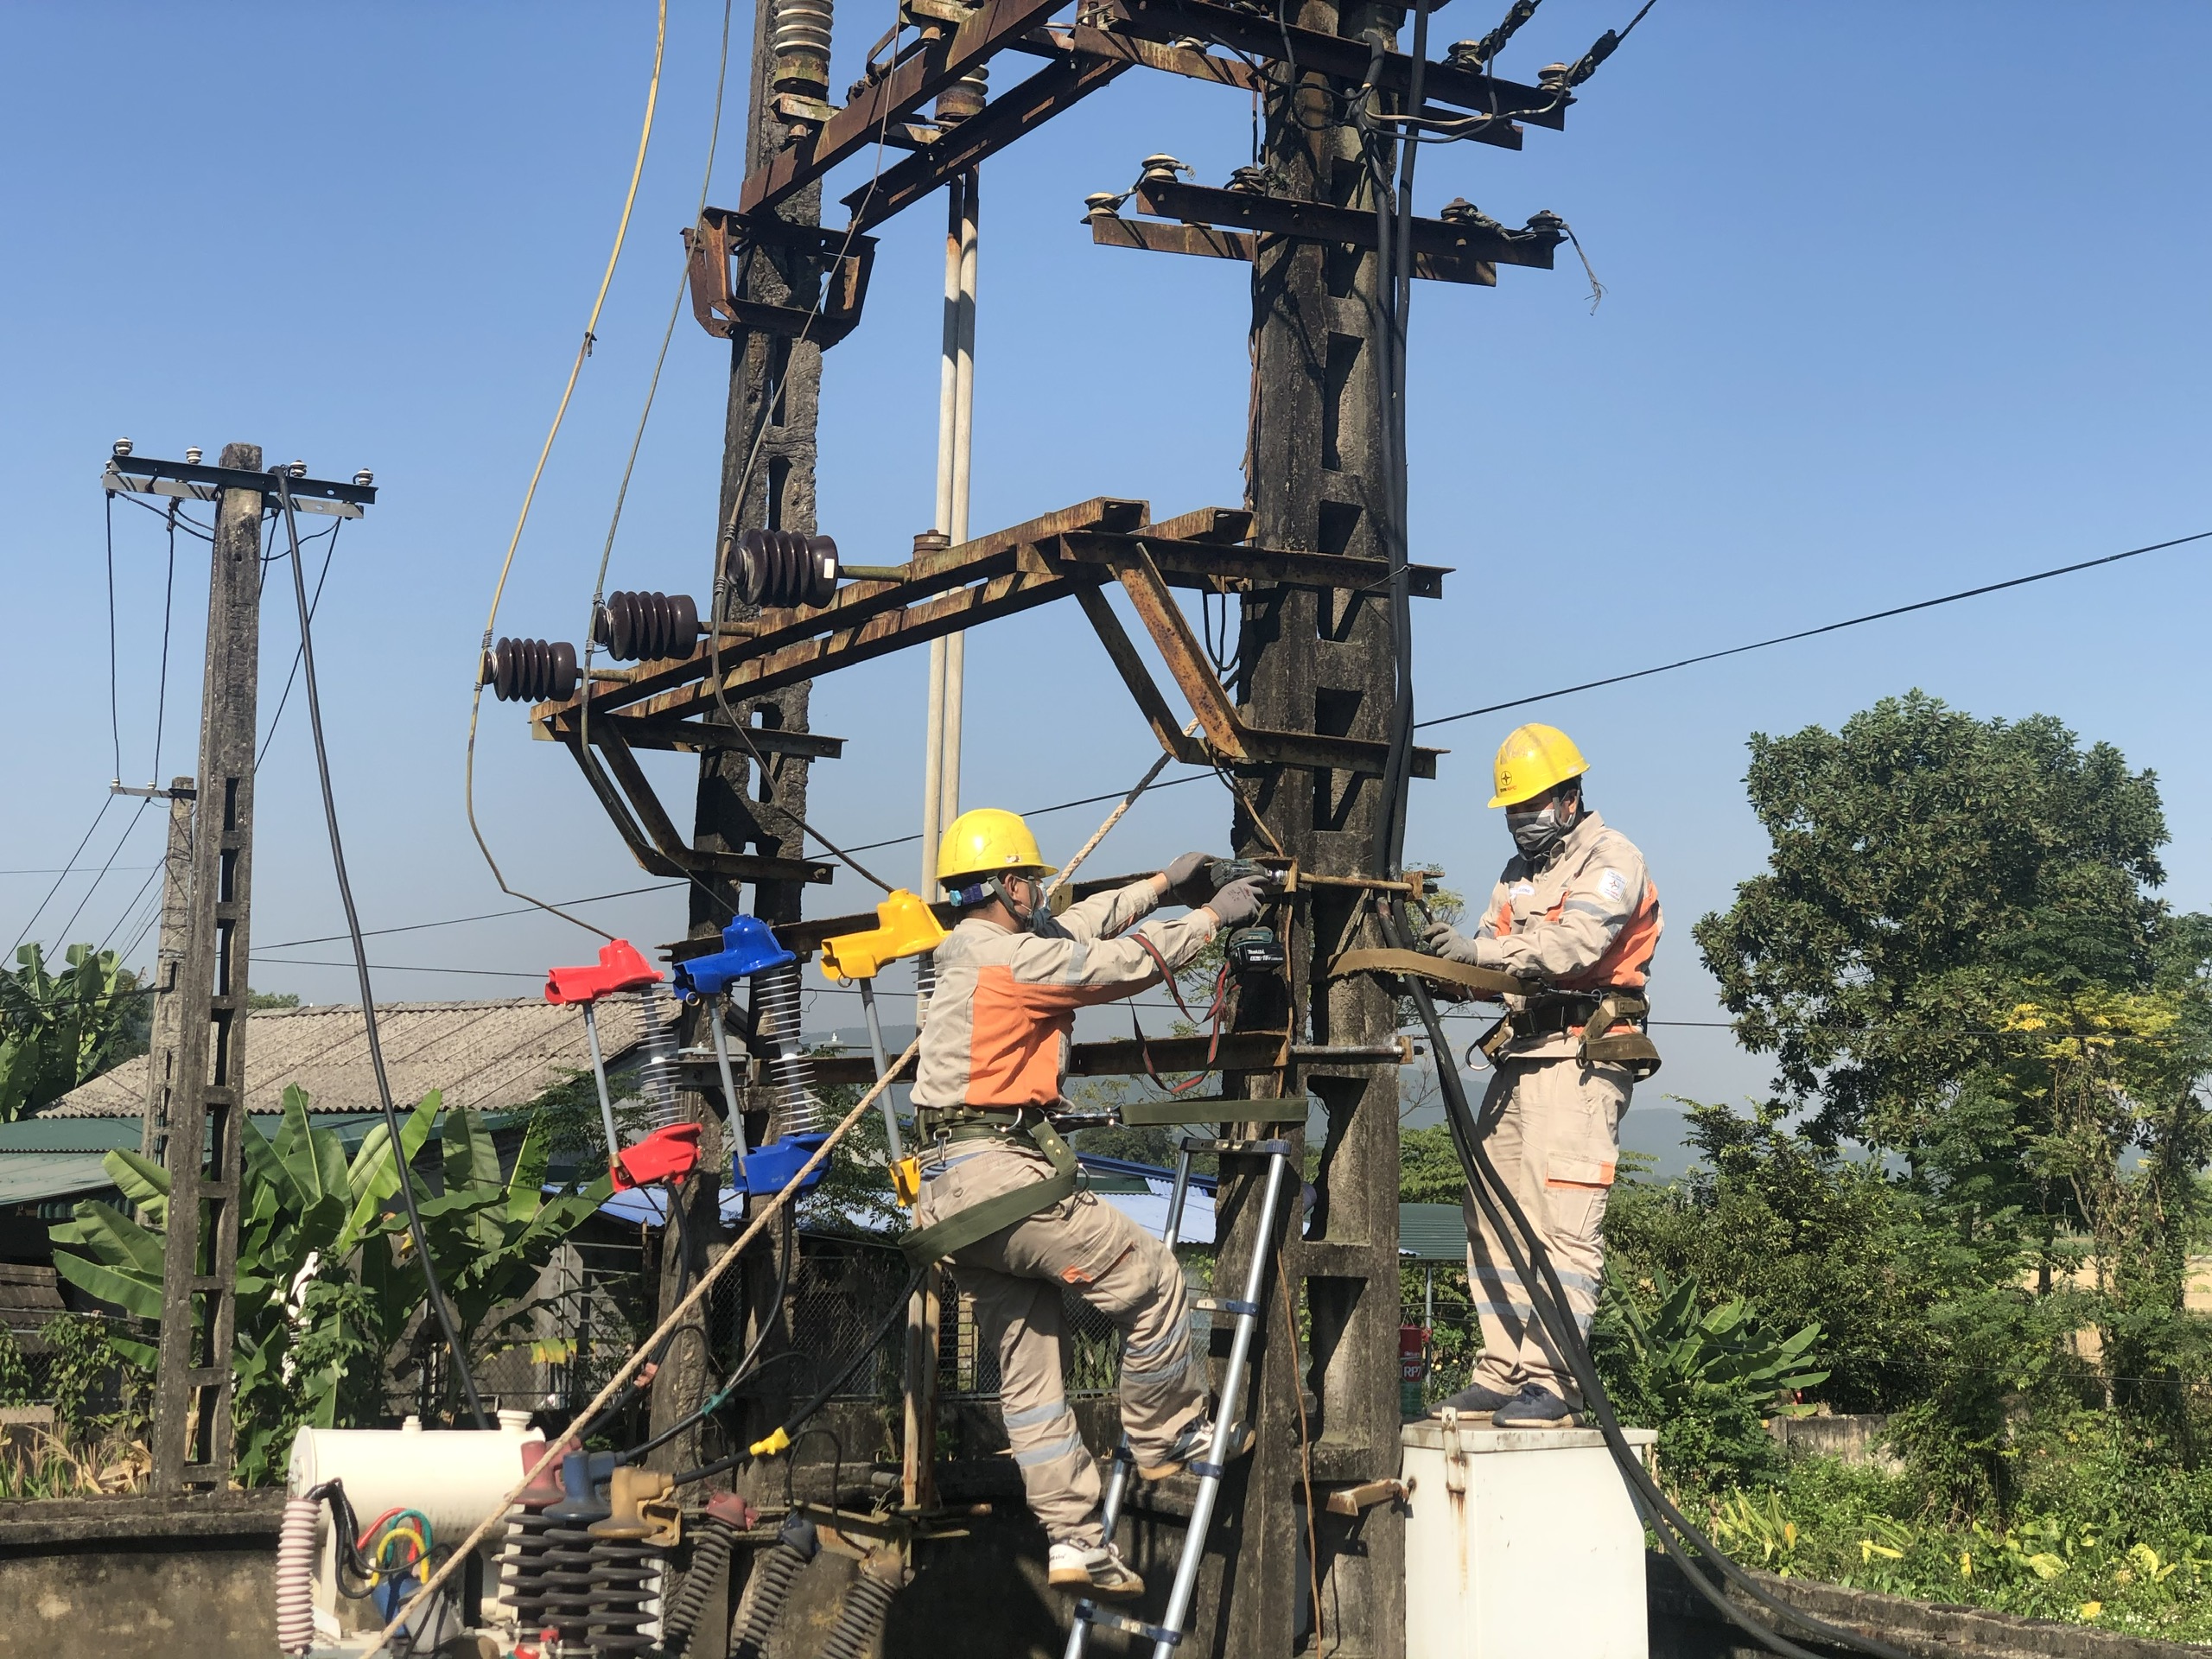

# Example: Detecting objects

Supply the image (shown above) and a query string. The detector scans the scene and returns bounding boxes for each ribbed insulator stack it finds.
[772,0,834,99]
[934,62,987,124]
[275,1496,319,1656]
[540,1516,601,1649]
[584,1535,663,1655]
[819,1558,902,1659]
[729,1516,819,1659]
[498,1504,561,1636]
[594,591,700,662]
[483,638,580,703]
[753,960,823,1136]
[659,1518,738,1659]
[728,528,841,610]
[638,983,682,1129]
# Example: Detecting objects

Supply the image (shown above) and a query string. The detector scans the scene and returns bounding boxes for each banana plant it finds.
[0,944,143,1121]
[53,1084,609,1482]
[1608,1265,1829,1412]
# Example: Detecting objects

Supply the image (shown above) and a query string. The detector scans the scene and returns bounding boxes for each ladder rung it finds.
[179,1465,226,1485]
[189,1276,229,1294]
[1192,1297,1259,1318]
[1077,1604,1182,1646]
[1178,1136,1291,1156]
[186,1368,229,1388]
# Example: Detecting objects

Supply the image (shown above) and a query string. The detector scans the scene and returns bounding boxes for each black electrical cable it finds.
[10,796,113,955]
[1358,6,1904,1648]
[1414,526,2212,733]
[671,1262,925,1488]
[275,471,489,1430]
[151,502,179,783]
[257,517,344,769]
[103,493,123,785]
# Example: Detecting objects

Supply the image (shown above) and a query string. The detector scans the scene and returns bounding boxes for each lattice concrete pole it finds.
[1190,0,1410,1647]
[151,444,264,1494]
[139,777,196,1172]
[646,0,832,1493]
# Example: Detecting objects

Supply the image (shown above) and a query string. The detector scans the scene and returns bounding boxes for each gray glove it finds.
[1207,874,1278,930]
[1421,919,1483,964]
[1164,850,1219,909]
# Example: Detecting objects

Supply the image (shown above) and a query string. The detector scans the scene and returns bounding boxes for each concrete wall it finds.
[1768,1413,1904,1471]
[0,1493,283,1659]
[1648,1551,2208,1659]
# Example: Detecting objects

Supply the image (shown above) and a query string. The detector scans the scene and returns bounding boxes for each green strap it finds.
[898,1114,1080,1267]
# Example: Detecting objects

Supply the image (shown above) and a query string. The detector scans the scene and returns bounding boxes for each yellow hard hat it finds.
[1489,723,1588,808]
[937,807,1058,886]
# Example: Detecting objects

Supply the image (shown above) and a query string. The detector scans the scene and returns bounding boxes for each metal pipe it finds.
[857,978,905,1163]
[1151,1147,1289,1656]
[921,173,966,891]
[707,1001,750,1179]
[940,170,978,837]
[582,1003,623,1162]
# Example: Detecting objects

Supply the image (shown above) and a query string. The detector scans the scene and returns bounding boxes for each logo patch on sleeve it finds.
[1597,868,1628,903]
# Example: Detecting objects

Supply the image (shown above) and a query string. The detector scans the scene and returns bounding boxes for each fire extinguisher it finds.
[1399,1324,1429,1418]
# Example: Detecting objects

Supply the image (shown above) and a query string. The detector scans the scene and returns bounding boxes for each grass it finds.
[0,1430,152,1500]
[1700,1440,2212,1644]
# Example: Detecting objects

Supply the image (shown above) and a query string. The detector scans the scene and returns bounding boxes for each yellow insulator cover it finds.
[750,1424,793,1459]
[820,888,949,982]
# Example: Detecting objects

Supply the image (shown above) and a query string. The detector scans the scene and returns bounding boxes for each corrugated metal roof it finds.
[41,996,647,1119]
[0,1114,383,1154]
[1398,1202,1468,1262]
[0,1154,119,1209]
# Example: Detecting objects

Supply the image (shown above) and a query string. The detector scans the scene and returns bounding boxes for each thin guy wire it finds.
[256,517,343,770]
[103,493,122,785]
[47,797,150,950]
[461,0,669,943]
[1415,529,2212,731]
[151,502,180,784]
[9,797,114,956]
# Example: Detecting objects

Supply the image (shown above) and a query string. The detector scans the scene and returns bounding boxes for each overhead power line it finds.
[1415,528,2212,730]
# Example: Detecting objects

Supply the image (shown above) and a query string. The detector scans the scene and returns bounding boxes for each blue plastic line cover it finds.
[672,915,795,1000]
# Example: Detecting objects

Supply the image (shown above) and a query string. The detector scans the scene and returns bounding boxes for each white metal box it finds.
[1400,1417,1656,1659]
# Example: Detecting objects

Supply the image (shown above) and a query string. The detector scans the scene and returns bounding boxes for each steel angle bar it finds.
[740,0,1070,214]
[1098,0,1568,128]
[552,721,836,886]
[1135,179,1555,271]
[683,210,878,345]
[1090,212,1255,264]
[1056,527,1450,598]
[101,456,374,518]
[845,44,1135,231]
[540,710,846,760]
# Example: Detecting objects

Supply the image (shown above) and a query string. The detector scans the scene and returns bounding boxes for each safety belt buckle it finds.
[891,1154,922,1207]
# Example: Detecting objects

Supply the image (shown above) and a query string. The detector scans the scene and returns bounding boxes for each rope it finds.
[365,1039,920,1654]
[461,0,667,942]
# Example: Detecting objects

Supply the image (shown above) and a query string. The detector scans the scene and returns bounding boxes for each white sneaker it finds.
[1047,1541,1145,1599]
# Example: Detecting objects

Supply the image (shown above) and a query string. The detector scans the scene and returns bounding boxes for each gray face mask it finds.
[1507,802,1570,859]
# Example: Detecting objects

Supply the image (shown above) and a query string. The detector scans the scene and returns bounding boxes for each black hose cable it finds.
[276,474,489,1429]
[625,1209,803,1462]
[1354,8,1904,1646]
[671,1263,925,1488]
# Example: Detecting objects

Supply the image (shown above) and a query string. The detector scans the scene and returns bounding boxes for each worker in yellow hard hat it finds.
[905,808,1277,1599]
[1418,723,1662,1427]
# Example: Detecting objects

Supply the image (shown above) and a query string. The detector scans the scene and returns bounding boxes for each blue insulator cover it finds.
[672,915,796,1000]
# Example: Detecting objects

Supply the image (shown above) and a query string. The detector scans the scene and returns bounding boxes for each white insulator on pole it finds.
[772,0,834,97]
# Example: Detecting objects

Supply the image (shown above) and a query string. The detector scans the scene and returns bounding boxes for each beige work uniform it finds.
[911,879,1217,1547]
[1457,810,1660,1401]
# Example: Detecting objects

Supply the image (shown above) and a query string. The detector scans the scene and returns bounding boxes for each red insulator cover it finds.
[544,939,662,1005]
[612,1122,703,1191]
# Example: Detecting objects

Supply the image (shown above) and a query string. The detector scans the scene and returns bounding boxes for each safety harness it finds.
[896,1109,1081,1267]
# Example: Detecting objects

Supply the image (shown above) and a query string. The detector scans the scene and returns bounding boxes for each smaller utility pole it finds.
[139,777,195,1170]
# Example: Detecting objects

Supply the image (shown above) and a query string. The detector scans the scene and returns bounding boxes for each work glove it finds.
[1420,919,1484,964]
[1206,874,1279,930]
[1164,850,1221,909]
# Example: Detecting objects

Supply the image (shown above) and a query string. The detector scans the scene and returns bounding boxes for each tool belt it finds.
[1476,988,1661,1079]
[897,1108,1080,1267]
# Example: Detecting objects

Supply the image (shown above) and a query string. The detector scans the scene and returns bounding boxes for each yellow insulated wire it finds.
[463,0,669,940]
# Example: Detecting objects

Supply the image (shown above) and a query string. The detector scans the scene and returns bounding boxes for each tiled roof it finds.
[41,997,649,1119]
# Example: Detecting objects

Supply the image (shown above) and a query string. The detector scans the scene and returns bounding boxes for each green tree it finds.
[0,944,144,1120]
[1694,691,2184,1160]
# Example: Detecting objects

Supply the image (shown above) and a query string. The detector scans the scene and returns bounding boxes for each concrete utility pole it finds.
[648,0,832,1484]
[1186,9,1410,1649]
[138,777,195,1170]
[150,444,264,1494]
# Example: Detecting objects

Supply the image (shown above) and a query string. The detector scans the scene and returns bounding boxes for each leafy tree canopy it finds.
[1694,690,2195,1152]
[0,944,143,1121]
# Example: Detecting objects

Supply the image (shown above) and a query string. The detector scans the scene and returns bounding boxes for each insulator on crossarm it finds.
[594,591,701,662]
[484,638,580,702]
[638,982,682,1130]
[935,63,987,124]
[728,528,841,610]
[772,0,834,98]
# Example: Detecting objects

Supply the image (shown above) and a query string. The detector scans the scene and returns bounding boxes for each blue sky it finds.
[3,3,2206,1155]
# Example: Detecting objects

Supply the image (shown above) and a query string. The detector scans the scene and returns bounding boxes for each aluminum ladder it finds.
[1065,1133,1294,1658]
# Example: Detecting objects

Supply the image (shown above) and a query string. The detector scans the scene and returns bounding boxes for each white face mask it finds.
[1507,800,1571,858]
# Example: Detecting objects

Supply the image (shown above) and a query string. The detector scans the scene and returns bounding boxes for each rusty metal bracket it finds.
[1128,179,1558,280]
[684,209,878,346]
[554,717,835,887]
